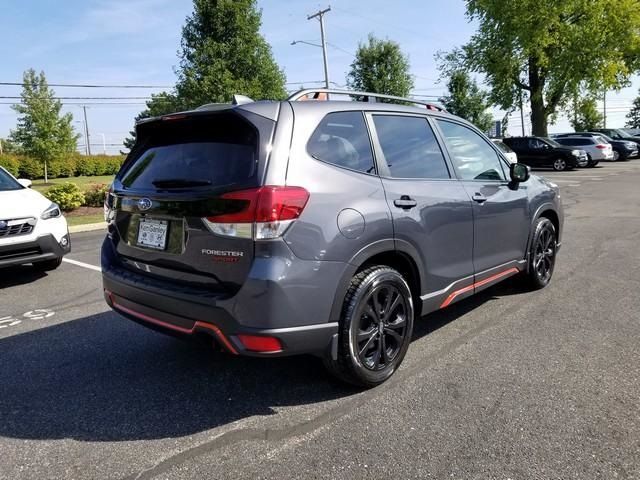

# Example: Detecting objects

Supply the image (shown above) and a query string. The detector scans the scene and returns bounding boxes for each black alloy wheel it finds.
[354,283,409,371]
[526,218,557,289]
[324,266,414,387]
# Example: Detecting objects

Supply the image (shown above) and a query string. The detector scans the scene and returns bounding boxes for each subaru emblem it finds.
[137,198,152,211]
[0,220,7,230]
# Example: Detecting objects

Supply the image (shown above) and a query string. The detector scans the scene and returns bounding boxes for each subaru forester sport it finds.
[102,89,563,387]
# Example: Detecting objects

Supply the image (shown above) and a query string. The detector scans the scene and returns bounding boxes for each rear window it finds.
[120,113,259,191]
[307,111,375,174]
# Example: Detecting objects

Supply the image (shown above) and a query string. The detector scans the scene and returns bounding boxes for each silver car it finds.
[554,135,613,166]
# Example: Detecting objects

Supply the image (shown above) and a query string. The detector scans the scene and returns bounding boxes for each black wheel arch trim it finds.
[328,238,426,324]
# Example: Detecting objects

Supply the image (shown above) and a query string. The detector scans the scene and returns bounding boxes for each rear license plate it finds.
[137,218,168,250]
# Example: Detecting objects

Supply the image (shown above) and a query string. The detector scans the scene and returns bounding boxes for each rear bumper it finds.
[101,237,340,357]
[103,282,337,357]
[0,233,70,268]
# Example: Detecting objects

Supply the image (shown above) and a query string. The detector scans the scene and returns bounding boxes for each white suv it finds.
[0,166,70,270]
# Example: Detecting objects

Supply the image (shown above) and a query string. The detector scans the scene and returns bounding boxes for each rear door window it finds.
[307,111,375,174]
[120,113,260,191]
[372,115,450,179]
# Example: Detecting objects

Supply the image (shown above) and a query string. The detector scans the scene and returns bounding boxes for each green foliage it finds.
[124,0,286,148]
[83,183,110,207]
[347,34,414,100]
[568,96,603,131]
[0,155,21,177]
[625,90,640,128]
[0,138,19,154]
[45,183,85,211]
[18,156,44,179]
[1,154,123,180]
[9,69,80,180]
[443,0,640,136]
[439,70,494,132]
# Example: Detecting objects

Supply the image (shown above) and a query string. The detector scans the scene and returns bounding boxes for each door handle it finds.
[472,193,487,204]
[393,195,418,209]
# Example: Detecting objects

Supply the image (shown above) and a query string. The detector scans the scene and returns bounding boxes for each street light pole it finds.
[307,6,331,89]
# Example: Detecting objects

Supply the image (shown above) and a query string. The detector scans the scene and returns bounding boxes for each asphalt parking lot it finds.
[1,162,639,480]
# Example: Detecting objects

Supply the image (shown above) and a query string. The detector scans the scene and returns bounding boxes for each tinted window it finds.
[557,138,587,146]
[437,120,506,181]
[307,111,375,174]
[494,141,514,154]
[121,113,259,191]
[529,138,546,149]
[372,115,450,179]
[0,167,22,191]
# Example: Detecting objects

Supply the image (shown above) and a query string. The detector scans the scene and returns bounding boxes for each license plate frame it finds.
[137,218,168,250]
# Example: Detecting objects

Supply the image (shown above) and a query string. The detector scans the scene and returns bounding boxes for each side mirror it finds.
[17,179,32,188]
[510,163,530,183]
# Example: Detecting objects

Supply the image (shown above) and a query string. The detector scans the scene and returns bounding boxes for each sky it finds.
[1,0,638,154]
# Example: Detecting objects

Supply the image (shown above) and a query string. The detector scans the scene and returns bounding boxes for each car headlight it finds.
[571,149,581,156]
[41,202,62,220]
[626,142,637,148]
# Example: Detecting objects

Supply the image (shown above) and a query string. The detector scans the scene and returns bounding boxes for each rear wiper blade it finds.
[151,178,212,188]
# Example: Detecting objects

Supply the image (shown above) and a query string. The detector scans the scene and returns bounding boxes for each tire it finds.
[34,257,63,271]
[552,158,567,171]
[324,266,414,388]
[613,150,620,161]
[525,218,557,290]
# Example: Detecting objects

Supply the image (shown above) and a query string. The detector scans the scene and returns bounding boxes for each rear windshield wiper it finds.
[151,178,212,188]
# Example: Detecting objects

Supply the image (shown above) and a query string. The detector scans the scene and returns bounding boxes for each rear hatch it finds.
[107,109,275,294]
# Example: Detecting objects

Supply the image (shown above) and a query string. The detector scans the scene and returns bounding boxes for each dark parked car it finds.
[102,89,563,387]
[556,132,638,161]
[591,128,640,146]
[502,136,587,171]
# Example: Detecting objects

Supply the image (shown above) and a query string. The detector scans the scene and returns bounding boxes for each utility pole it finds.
[519,90,526,136]
[82,106,91,155]
[603,90,607,128]
[307,6,331,89]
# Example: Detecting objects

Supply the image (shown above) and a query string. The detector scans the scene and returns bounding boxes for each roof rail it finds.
[287,88,446,112]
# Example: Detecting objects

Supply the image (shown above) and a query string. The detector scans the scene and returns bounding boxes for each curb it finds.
[68,222,107,234]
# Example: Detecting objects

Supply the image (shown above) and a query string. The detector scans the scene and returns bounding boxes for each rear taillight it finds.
[203,186,309,240]
[596,144,607,149]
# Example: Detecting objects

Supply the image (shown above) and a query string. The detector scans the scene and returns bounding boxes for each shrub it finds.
[45,183,85,211]
[1,154,126,180]
[83,183,109,207]
[0,155,21,177]
[18,156,44,179]
[48,158,76,178]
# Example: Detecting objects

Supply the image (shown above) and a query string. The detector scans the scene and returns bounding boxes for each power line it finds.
[0,96,154,100]
[0,82,172,89]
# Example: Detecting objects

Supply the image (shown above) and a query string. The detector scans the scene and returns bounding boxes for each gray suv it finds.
[102,89,563,387]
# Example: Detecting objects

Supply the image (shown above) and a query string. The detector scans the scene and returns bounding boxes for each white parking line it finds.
[62,258,102,272]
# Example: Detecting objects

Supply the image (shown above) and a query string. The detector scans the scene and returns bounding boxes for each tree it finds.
[9,69,78,182]
[347,34,414,100]
[625,90,640,129]
[124,0,287,149]
[441,0,640,136]
[439,70,494,132]
[0,138,19,155]
[568,96,603,131]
